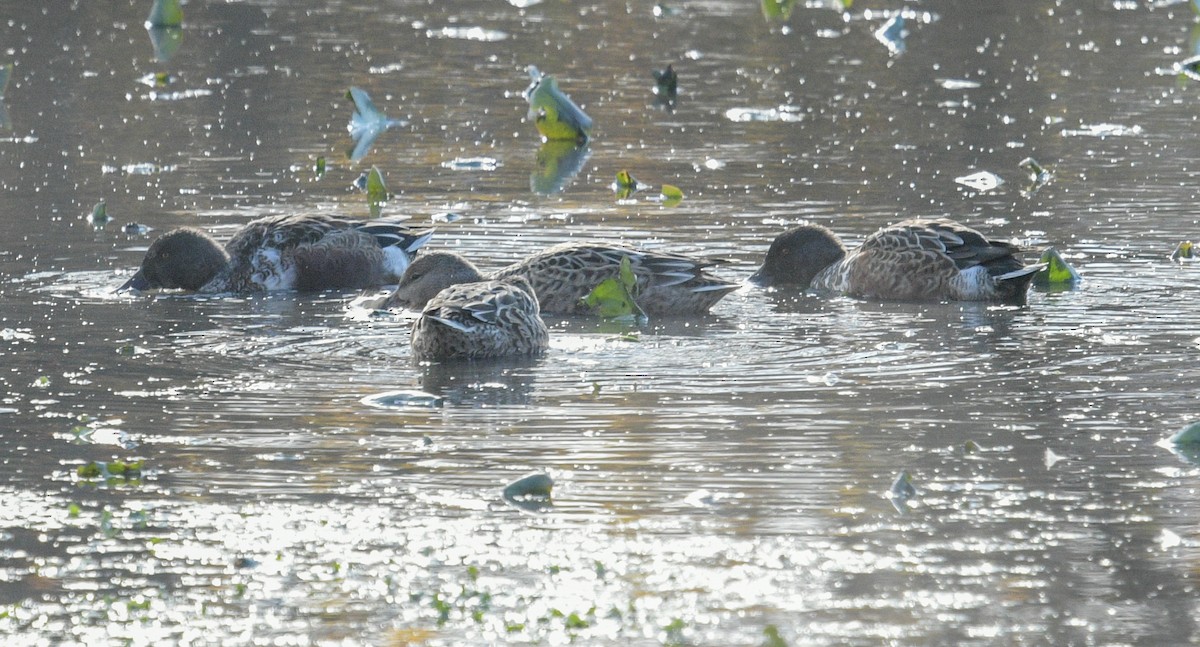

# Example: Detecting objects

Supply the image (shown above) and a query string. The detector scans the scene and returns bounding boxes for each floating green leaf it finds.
[581,256,647,320]
[314,156,326,178]
[612,169,650,199]
[365,166,387,218]
[1032,247,1081,286]
[146,0,183,27]
[659,184,684,206]
[523,66,592,143]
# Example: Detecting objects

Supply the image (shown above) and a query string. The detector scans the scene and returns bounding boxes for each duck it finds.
[749,218,1043,303]
[385,243,738,315]
[410,276,549,361]
[118,214,433,293]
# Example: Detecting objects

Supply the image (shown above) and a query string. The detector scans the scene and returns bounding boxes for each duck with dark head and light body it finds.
[118,214,432,293]
[385,242,738,315]
[750,218,1044,304]
[409,276,549,361]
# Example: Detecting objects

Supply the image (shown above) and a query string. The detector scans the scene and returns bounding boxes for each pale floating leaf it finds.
[359,389,444,409]
[954,170,1004,192]
[146,0,183,27]
[874,14,907,55]
[346,86,407,162]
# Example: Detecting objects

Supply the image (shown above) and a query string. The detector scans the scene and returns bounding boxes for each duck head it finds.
[119,228,230,291]
[385,251,486,309]
[749,223,847,288]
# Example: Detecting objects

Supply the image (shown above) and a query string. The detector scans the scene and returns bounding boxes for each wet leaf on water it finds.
[1177,54,1200,82]
[874,14,907,55]
[359,389,444,409]
[532,139,590,195]
[314,155,325,178]
[962,440,983,454]
[1032,247,1081,286]
[1170,241,1195,262]
[365,166,388,218]
[67,503,81,517]
[32,375,50,388]
[146,26,183,62]
[612,169,651,199]
[146,0,183,27]
[502,472,554,512]
[652,64,677,103]
[346,86,407,162]
[1018,157,1054,195]
[504,473,553,498]
[523,66,592,143]
[581,256,647,320]
[954,170,1004,192]
[1170,421,1200,446]
[889,470,916,499]
[87,200,111,228]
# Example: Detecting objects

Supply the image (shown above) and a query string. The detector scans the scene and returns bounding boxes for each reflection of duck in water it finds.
[750,218,1043,304]
[410,276,549,361]
[386,245,738,316]
[119,214,432,293]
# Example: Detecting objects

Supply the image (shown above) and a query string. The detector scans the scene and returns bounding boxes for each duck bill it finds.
[747,267,772,287]
[116,270,151,293]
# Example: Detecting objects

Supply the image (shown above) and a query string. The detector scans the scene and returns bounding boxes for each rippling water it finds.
[4,0,1200,645]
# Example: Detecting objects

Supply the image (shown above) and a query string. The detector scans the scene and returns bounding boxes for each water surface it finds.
[3,0,1200,645]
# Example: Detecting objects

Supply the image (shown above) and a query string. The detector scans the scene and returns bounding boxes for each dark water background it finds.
[3,0,1200,644]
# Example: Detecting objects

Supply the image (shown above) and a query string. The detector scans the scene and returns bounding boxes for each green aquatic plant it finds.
[314,155,325,178]
[523,66,592,143]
